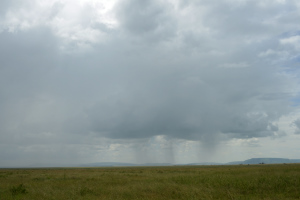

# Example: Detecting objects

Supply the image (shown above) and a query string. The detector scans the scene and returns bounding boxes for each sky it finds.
[1,0,300,167]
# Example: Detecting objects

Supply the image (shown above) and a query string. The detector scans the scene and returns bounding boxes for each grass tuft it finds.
[10,184,28,196]
[79,187,94,196]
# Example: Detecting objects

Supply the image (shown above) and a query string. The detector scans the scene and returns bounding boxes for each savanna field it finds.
[0,164,300,200]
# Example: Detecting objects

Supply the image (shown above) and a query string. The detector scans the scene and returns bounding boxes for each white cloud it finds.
[280,35,300,50]
[0,0,119,50]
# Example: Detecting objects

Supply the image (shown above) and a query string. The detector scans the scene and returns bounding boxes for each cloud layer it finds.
[1,0,300,166]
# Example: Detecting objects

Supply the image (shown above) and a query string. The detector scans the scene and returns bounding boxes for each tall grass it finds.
[0,164,299,199]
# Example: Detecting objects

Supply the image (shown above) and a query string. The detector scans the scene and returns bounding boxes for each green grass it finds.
[0,164,300,199]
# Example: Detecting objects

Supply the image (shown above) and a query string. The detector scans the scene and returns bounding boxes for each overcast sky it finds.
[1,0,300,167]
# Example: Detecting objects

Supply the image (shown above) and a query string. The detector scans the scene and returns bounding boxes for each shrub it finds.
[79,187,94,196]
[10,184,28,196]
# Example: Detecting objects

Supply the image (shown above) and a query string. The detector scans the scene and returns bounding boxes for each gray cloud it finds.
[293,119,300,134]
[116,0,176,42]
[85,62,292,140]
[0,0,300,166]
[0,0,21,15]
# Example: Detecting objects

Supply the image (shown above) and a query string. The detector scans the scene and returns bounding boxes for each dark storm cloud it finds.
[83,0,299,140]
[0,0,299,147]
[85,60,292,140]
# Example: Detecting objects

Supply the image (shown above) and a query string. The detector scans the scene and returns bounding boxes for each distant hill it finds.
[226,161,244,165]
[241,158,300,164]
[226,158,300,165]
[79,162,222,167]
[78,158,300,167]
[79,162,173,167]
[183,162,223,166]
[79,162,139,167]
[5,158,299,168]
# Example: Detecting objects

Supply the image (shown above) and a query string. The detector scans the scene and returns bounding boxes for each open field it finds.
[0,164,300,199]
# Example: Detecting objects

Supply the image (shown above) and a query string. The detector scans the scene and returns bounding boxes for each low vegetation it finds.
[0,164,300,199]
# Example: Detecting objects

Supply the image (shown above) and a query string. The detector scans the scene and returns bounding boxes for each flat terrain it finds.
[0,164,300,199]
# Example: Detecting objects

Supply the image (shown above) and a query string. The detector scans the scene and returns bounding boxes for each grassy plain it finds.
[0,164,300,199]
